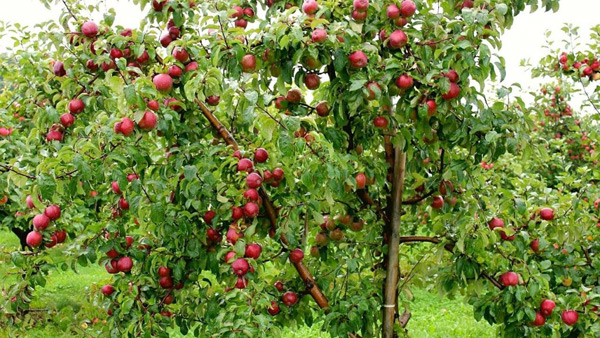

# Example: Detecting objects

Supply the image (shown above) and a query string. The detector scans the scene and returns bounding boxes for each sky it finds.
[0,0,598,111]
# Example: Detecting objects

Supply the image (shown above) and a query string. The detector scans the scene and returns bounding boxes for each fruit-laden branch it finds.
[398,236,504,290]
[0,164,36,180]
[402,148,445,205]
[195,99,329,309]
[382,149,407,338]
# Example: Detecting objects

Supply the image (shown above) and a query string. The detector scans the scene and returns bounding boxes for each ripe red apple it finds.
[500,271,519,287]
[111,181,122,195]
[348,51,368,68]
[254,148,268,163]
[289,249,304,263]
[160,34,173,47]
[172,48,189,62]
[387,4,400,19]
[241,54,256,72]
[431,196,444,209]
[203,210,216,224]
[235,276,247,289]
[53,61,66,77]
[105,259,119,274]
[286,89,302,103]
[244,188,259,200]
[388,30,408,49]
[66,100,85,117]
[352,10,367,21]
[530,239,540,253]
[119,117,135,136]
[443,69,459,83]
[26,195,35,209]
[268,301,280,315]
[168,65,183,78]
[224,250,236,263]
[185,61,198,73]
[168,26,180,39]
[206,95,220,106]
[232,258,249,276]
[118,197,129,210]
[316,101,329,116]
[305,73,320,90]
[441,82,460,100]
[60,113,75,127]
[315,233,328,246]
[117,256,133,272]
[110,48,123,59]
[400,0,416,17]
[232,207,244,220]
[425,100,436,116]
[26,231,43,247]
[243,202,259,218]
[274,281,284,292]
[302,0,318,14]
[353,0,369,11]
[159,276,173,289]
[44,205,61,220]
[33,214,50,231]
[396,74,413,89]
[101,284,115,296]
[245,243,262,259]
[237,158,254,172]
[282,291,298,306]
[356,173,366,189]
[488,217,504,230]
[227,226,243,244]
[163,295,174,304]
[329,228,344,241]
[531,312,545,327]
[373,116,388,128]
[81,21,98,38]
[273,168,284,181]
[311,28,327,43]
[153,74,173,92]
[540,208,555,221]
[540,299,555,317]
[243,7,255,17]
[365,82,381,100]
[561,310,578,326]
[246,173,263,189]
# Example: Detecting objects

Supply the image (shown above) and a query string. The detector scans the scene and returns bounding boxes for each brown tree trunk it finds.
[382,148,407,338]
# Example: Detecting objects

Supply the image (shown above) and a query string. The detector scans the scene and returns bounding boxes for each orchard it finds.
[0,0,599,337]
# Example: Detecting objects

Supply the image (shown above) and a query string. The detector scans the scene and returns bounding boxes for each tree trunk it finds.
[11,227,29,250]
[382,148,407,338]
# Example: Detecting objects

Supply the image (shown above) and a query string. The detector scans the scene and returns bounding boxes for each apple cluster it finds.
[25,196,66,249]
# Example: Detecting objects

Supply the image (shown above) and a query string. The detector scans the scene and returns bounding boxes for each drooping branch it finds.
[195,99,329,309]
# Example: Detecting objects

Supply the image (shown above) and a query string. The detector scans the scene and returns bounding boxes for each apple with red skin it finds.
[237,158,254,172]
[268,301,280,315]
[244,189,259,200]
[531,312,545,327]
[55,230,67,243]
[305,73,320,90]
[206,95,220,106]
[119,117,135,136]
[316,102,329,116]
[46,129,63,142]
[302,0,318,14]
[289,249,304,263]
[235,276,247,289]
[431,196,444,209]
[426,100,436,116]
[185,61,198,73]
[500,271,519,287]
[106,248,119,259]
[241,54,256,72]
[232,207,244,220]
[245,243,262,259]
[396,74,413,89]
[356,173,367,189]
[246,173,263,189]
[540,299,555,317]
[159,276,173,289]
[117,256,133,272]
[68,99,85,114]
[26,231,43,247]
[163,295,174,304]
[388,30,408,49]
[243,7,255,17]
[160,34,172,47]
[124,236,134,249]
[138,111,157,131]
[330,228,344,241]
[274,281,284,292]
[203,210,216,223]
[118,197,129,210]
[226,226,243,244]
[273,168,284,181]
[365,82,381,100]
[53,61,66,77]
[461,0,474,8]
[224,251,236,263]
[111,181,122,195]
[168,26,180,39]
[110,48,123,59]
[352,10,367,21]
[540,208,555,221]
[311,28,327,43]
[105,259,119,274]
[153,74,173,92]
[373,116,388,128]
[101,284,115,296]
[348,51,368,68]
[244,202,259,218]
[254,148,268,163]
[441,82,460,100]
[81,21,98,38]
[282,291,298,306]
[168,65,183,78]
[443,70,459,83]
[530,239,540,253]
[400,0,416,17]
[561,310,578,326]
[44,205,61,220]
[316,233,328,246]
[26,195,35,208]
[33,214,50,231]
[286,89,303,103]
[353,0,369,11]
[232,258,249,276]
[60,113,75,127]
[488,217,504,230]
[387,4,400,19]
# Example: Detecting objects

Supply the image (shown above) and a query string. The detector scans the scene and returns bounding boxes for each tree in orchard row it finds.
[5,0,598,337]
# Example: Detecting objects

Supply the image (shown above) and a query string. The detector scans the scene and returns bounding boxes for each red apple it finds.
[60,113,75,127]
[159,276,173,289]
[441,82,460,100]
[117,256,133,272]
[540,208,555,221]
[246,173,263,189]
[531,312,545,327]
[387,4,400,19]
[289,249,304,263]
[68,99,85,114]
[237,158,254,172]
[356,173,366,189]
[268,301,280,315]
[311,28,327,43]
[232,258,249,276]
[172,48,189,63]
[540,299,555,317]
[241,54,256,72]
[254,148,269,163]
[282,291,298,306]
[153,74,173,92]
[26,231,43,247]
[388,30,408,49]
[353,0,369,11]
[243,202,259,218]
[245,243,262,259]
[561,310,578,326]
[44,205,61,220]
[304,73,320,90]
[316,102,329,116]
[81,21,98,38]
[168,65,183,78]
[431,196,444,209]
[348,51,368,68]
[138,111,157,130]
[395,74,413,89]
[488,217,504,230]
[101,284,115,296]
[400,0,416,17]
[302,0,318,14]
[500,271,519,287]
[33,214,50,231]
[119,117,135,136]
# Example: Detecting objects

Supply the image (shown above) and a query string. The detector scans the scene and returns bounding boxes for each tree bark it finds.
[11,227,29,250]
[382,149,407,338]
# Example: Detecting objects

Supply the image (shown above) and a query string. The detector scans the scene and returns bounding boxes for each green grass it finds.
[0,229,495,337]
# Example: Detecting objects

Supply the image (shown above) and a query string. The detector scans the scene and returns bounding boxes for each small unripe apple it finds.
[81,21,98,38]
[33,214,50,231]
[289,249,304,263]
[245,243,262,259]
[26,231,43,247]
[44,205,61,220]
[232,258,249,276]
[153,74,173,92]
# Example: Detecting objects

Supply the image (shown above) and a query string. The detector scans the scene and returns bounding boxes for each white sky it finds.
[0,0,598,111]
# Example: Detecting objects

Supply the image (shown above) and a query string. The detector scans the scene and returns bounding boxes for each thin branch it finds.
[61,0,78,22]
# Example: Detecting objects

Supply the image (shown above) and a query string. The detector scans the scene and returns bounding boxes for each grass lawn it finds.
[0,230,495,337]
